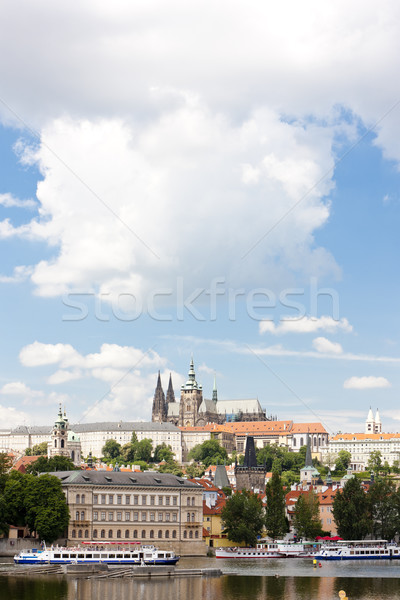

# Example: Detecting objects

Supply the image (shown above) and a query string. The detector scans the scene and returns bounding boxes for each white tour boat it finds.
[14,542,180,565]
[215,540,318,559]
[315,539,400,561]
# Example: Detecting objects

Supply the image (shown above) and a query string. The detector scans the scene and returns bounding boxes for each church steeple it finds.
[166,373,175,405]
[212,373,218,403]
[152,371,167,423]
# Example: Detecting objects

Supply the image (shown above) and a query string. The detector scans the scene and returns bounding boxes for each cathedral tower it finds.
[152,371,167,423]
[179,358,203,427]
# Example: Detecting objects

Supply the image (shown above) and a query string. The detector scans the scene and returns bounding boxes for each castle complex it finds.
[152,358,269,427]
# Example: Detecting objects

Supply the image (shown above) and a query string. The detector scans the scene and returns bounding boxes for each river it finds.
[1,556,400,600]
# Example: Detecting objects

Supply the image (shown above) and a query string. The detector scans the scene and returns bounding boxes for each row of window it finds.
[91,494,189,506]
[70,528,200,540]
[92,511,182,522]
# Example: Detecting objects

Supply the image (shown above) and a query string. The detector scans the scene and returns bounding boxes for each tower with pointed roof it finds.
[179,357,203,427]
[151,371,167,423]
[235,436,267,493]
[365,407,375,434]
[212,374,218,404]
[374,408,382,433]
[300,433,320,485]
[48,404,81,465]
[166,373,176,405]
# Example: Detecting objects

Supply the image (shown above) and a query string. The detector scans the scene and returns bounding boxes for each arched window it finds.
[133,530,138,538]
[150,530,154,538]
[187,513,190,522]
[76,494,80,504]
[76,511,80,520]
[93,529,98,538]
[101,529,105,538]
[71,450,75,462]
[61,439,65,449]
[81,494,85,504]
[71,529,76,538]
[172,530,177,539]
[191,512,195,522]
[125,529,129,538]
[293,438,297,447]
[84,530,89,538]
[54,440,57,448]
[189,530,193,539]
[183,530,187,539]
[108,530,113,538]
[195,530,199,538]
[78,530,83,538]
[187,497,190,506]
[165,530,169,539]
[191,497,195,506]
[117,530,121,538]
[141,530,146,539]
[313,436,317,447]
[300,437,304,447]
[158,530,162,539]
[81,511,85,520]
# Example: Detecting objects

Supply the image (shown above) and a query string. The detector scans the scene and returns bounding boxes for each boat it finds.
[14,542,180,565]
[215,544,285,559]
[215,540,319,559]
[315,539,400,561]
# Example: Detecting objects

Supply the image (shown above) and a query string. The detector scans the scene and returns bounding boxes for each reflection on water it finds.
[1,573,400,600]
[2,557,400,600]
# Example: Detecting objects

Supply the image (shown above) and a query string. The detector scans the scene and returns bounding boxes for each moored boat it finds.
[215,540,318,559]
[14,542,180,565]
[315,539,400,561]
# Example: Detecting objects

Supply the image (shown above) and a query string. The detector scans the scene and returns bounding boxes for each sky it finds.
[1,1,400,435]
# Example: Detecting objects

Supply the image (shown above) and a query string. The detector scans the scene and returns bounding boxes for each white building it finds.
[321,409,400,471]
[0,419,182,463]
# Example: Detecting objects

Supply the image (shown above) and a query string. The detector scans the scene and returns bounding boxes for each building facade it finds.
[51,470,205,554]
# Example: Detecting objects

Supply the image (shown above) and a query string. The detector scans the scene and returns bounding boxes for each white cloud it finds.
[19,342,80,367]
[0,404,30,428]
[0,381,42,398]
[0,109,339,300]
[0,265,33,284]
[312,337,343,354]
[259,316,352,335]
[344,376,391,390]
[0,193,36,209]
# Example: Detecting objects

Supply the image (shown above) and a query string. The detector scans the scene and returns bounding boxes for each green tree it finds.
[0,452,12,492]
[368,478,400,540]
[153,443,174,463]
[333,477,372,539]
[121,433,139,463]
[334,450,351,472]
[264,471,288,540]
[135,439,153,463]
[26,455,77,475]
[25,474,69,543]
[157,461,183,476]
[293,491,323,539]
[185,463,205,478]
[221,490,264,546]
[102,439,122,461]
[0,494,9,537]
[188,439,228,467]
[32,442,49,455]
[3,470,29,526]
[368,451,383,475]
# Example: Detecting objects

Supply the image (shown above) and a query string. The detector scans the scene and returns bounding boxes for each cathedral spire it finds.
[166,373,175,404]
[212,373,218,403]
[152,371,167,422]
[304,432,313,468]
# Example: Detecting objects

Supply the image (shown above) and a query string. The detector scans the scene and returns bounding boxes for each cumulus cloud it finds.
[18,341,182,420]
[312,337,343,354]
[343,376,391,390]
[259,316,352,335]
[0,404,31,428]
[0,108,339,301]
[0,381,42,397]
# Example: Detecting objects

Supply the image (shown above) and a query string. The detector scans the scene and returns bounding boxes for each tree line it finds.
[0,453,70,542]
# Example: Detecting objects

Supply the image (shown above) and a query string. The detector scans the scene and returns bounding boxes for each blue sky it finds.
[1,1,400,434]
